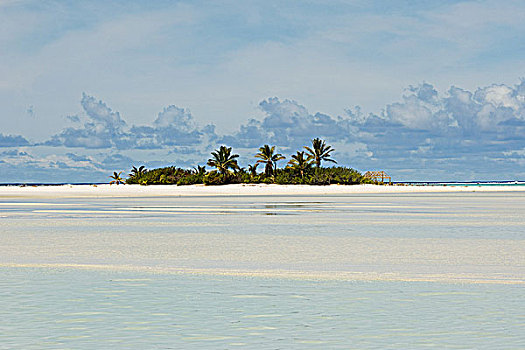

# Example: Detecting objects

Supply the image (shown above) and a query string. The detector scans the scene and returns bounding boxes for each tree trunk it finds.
[265,162,272,177]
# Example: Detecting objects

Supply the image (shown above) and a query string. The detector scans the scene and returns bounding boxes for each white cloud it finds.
[154,106,195,130]
[3,79,525,181]
[0,133,30,147]
[1,1,525,181]
[3,0,525,140]
[80,93,127,132]
[44,94,217,150]
[476,85,520,110]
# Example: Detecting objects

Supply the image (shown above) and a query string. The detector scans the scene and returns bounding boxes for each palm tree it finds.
[109,171,124,185]
[255,145,285,177]
[192,165,206,176]
[304,138,337,168]
[129,165,146,178]
[207,146,240,175]
[247,163,259,176]
[287,151,312,178]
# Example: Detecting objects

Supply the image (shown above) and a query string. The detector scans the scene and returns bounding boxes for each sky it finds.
[1,0,524,182]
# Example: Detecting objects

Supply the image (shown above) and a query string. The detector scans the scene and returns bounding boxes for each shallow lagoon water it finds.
[1,268,524,349]
[1,191,524,348]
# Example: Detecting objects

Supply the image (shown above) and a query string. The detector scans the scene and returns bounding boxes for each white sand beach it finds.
[0,183,524,198]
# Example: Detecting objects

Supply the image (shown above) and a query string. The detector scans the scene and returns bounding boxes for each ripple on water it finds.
[0,267,524,348]
[1,192,524,348]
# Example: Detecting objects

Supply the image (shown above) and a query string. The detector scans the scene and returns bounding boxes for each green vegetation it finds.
[123,138,376,186]
[287,151,311,178]
[305,138,337,167]
[109,171,125,185]
[255,145,285,177]
[129,165,146,177]
[207,145,240,175]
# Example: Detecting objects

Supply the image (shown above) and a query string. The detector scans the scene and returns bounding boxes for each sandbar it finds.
[0,183,524,198]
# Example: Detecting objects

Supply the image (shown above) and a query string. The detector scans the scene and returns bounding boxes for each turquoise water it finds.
[397,181,525,187]
[1,268,523,349]
[1,191,524,348]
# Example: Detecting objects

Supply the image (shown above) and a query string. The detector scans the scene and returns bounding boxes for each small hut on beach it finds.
[364,171,391,184]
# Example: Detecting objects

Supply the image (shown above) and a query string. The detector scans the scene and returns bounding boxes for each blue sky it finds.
[1,0,524,182]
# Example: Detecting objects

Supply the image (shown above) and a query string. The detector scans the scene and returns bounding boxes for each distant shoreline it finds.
[1,180,523,187]
[0,183,524,198]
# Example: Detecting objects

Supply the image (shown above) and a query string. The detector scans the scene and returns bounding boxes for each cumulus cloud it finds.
[45,94,127,149]
[219,80,525,180]
[130,105,216,148]
[221,97,357,151]
[1,149,96,170]
[407,81,523,138]
[0,149,161,183]
[5,80,525,181]
[385,84,451,131]
[80,93,127,132]
[345,80,525,179]
[0,133,30,147]
[46,94,217,150]
[99,153,135,170]
[0,149,106,182]
[154,105,194,130]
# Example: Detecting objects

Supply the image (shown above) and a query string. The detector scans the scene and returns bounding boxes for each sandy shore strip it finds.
[1,263,523,285]
[0,183,524,198]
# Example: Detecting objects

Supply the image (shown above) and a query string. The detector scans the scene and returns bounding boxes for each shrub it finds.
[126,164,371,186]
